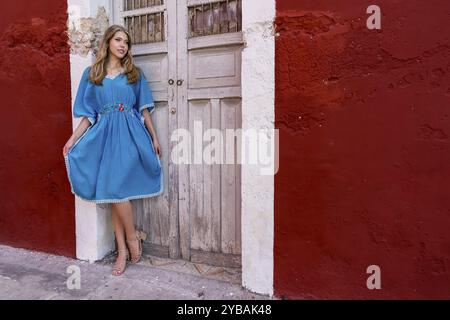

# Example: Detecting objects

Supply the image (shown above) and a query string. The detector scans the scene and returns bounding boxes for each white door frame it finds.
[67,0,275,296]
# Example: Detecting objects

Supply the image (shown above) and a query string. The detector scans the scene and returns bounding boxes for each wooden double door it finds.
[113,0,243,267]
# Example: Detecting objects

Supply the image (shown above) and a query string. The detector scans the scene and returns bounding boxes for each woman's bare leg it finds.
[111,201,136,240]
[111,204,128,275]
[112,201,144,263]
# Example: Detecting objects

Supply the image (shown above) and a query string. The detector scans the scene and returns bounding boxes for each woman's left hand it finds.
[153,139,162,157]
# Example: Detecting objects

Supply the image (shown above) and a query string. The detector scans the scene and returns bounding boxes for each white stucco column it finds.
[241,0,276,296]
[67,0,114,262]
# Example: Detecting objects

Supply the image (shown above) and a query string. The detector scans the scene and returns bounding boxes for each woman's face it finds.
[108,31,129,60]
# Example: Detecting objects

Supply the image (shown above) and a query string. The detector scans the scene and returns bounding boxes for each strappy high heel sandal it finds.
[111,249,129,276]
[127,230,147,264]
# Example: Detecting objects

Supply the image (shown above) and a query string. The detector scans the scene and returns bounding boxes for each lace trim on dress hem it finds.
[64,150,164,204]
[63,121,164,204]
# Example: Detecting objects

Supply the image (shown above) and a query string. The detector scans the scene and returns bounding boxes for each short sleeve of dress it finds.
[73,67,97,126]
[136,70,155,116]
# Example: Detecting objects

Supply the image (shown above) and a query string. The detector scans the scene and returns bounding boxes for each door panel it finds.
[114,0,242,267]
[187,97,242,256]
[182,0,243,265]
[134,54,168,101]
[188,45,241,89]
[220,98,241,255]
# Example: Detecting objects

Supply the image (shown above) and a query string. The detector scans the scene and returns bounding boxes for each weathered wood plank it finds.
[149,14,155,43]
[202,100,213,251]
[219,1,229,34]
[141,14,147,44]
[187,87,241,100]
[234,98,242,254]
[132,199,144,230]
[119,6,166,19]
[189,101,205,251]
[142,242,169,258]
[188,0,227,6]
[211,98,222,252]
[155,12,162,42]
[139,103,167,247]
[155,102,170,247]
[187,32,243,50]
[190,249,241,268]
[131,42,168,56]
[167,0,180,259]
[221,99,237,254]
[177,0,191,261]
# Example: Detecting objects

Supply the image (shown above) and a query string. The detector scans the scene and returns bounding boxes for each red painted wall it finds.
[0,1,75,257]
[275,0,450,299]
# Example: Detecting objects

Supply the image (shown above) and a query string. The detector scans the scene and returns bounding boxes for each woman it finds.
[63,25,163,276]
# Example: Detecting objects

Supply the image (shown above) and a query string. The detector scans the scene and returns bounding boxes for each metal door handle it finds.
[177,79,183,86]
[168,79,174,85]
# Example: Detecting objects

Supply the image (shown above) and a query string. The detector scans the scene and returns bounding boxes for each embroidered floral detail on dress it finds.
[99,103,134,115]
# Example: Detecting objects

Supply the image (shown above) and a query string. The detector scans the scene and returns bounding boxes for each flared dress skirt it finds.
[63,67,163,203]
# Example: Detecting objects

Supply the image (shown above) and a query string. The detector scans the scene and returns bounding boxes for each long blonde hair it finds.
[89,25,140,85]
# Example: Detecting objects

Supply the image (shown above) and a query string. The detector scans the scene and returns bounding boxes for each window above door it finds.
[188,0,242,38]
[121,0,166,44]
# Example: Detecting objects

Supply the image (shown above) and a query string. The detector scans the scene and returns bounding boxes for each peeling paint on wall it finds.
[68,6,109,56]
[243,21,275,40]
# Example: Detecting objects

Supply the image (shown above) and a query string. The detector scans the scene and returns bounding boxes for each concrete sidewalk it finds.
[0,245,271,300]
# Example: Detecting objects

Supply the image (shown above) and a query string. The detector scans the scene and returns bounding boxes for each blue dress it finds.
[64,67,163,203]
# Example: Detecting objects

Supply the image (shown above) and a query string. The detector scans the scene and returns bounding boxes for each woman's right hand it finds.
[63,136,76,157]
